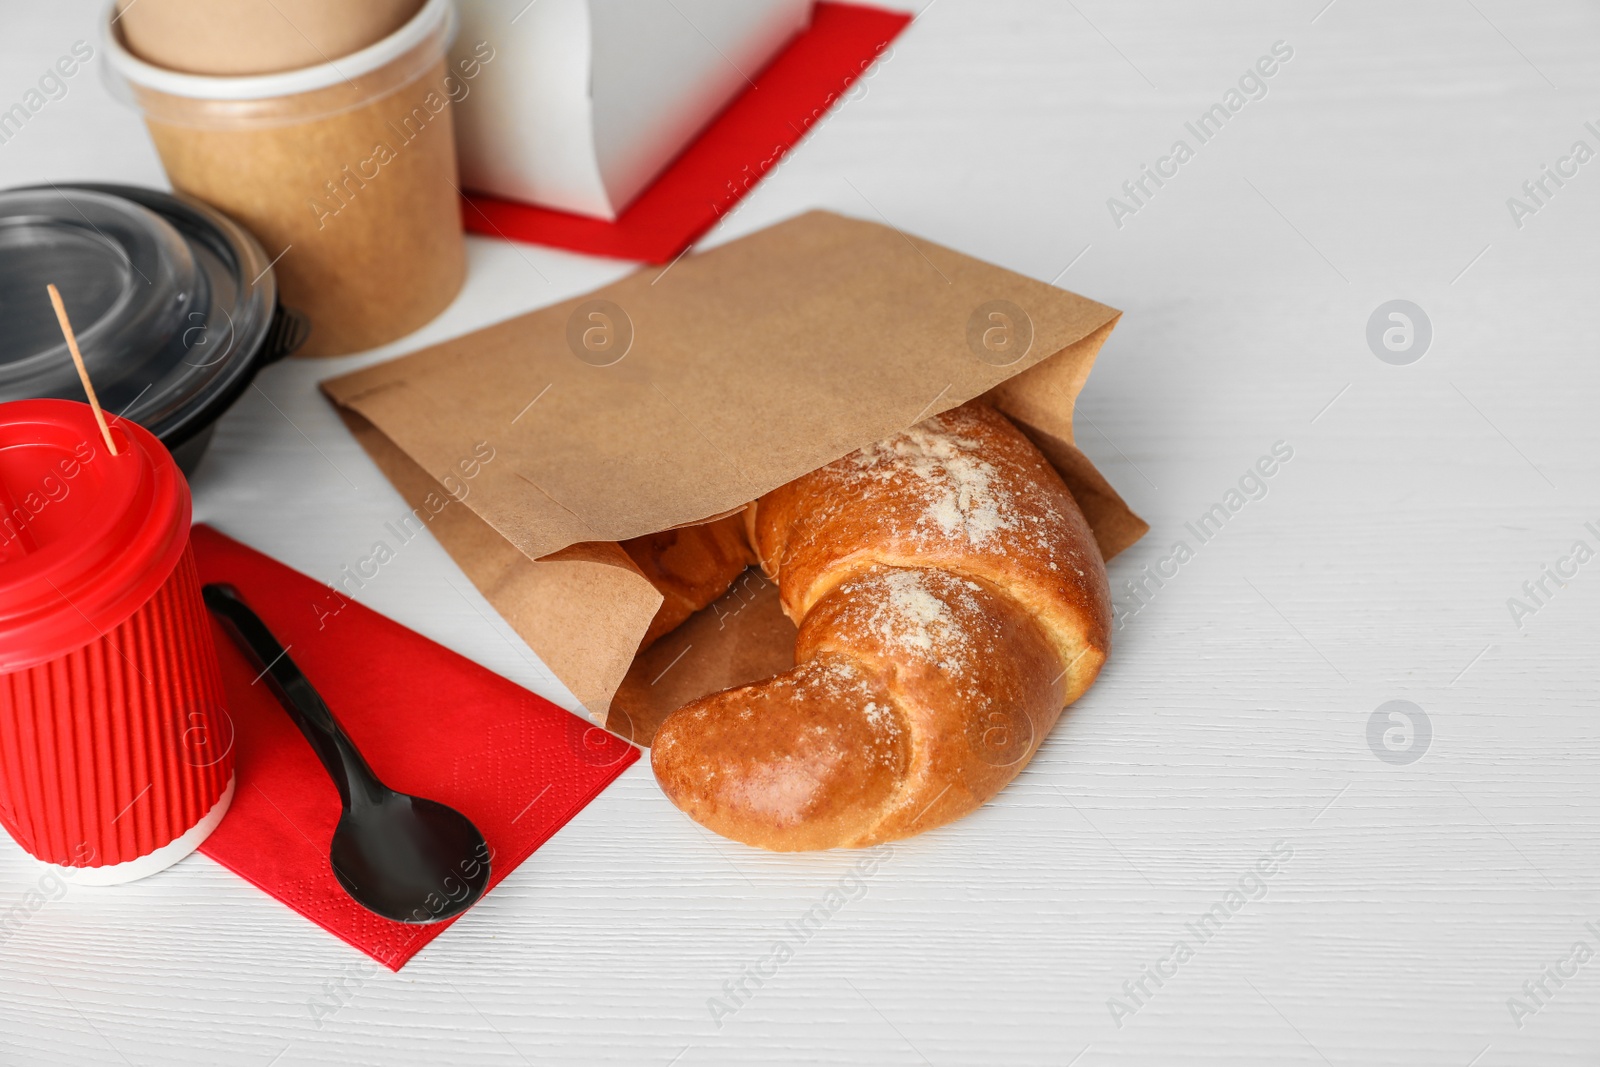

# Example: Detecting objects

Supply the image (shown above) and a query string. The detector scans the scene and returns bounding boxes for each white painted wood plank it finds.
[2,1,1598,1064]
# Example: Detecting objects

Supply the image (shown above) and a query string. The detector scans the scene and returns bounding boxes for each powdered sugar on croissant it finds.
[651,401,1111,850]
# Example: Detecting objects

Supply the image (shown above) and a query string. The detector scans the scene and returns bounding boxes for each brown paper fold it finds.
[323,210,1146,741]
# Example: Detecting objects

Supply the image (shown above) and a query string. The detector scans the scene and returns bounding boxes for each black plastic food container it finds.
[0,183,305,473]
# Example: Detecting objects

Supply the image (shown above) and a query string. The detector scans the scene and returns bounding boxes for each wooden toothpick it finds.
[46,284,118,456]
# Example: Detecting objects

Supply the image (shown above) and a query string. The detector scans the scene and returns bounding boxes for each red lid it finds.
[0,399,190,671]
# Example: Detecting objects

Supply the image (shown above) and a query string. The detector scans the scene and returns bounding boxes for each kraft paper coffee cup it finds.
[0,399,234,884]
[115,0,424,76]
[105,0,467,357]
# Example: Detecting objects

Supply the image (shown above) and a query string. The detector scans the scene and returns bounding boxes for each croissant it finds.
[649,400,1111,850]
[621,514,757,649]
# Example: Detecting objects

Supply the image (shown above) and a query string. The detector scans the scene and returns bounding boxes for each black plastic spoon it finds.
[203,583,490,924]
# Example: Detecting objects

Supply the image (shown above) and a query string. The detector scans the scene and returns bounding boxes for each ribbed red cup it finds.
[0,399,232,883]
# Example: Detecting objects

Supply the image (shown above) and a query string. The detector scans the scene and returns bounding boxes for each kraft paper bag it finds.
[322,210,1146,745]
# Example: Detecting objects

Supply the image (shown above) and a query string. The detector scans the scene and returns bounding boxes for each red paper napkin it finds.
[191,525,637,970]
[460,2,914,263]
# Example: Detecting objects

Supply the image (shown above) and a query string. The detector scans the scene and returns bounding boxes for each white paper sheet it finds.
[453,0,813,220]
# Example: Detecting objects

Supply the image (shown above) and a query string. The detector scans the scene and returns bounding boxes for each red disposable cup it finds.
[0,399,233,884]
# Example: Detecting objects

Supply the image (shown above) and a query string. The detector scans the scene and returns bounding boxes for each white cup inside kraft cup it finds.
[102,0,468,357]
[114,0,425,77]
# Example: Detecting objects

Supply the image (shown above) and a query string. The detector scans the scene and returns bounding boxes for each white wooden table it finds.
[4,2,1599,1064]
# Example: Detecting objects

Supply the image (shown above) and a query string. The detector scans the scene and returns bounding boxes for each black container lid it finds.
[0,184,294,450]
